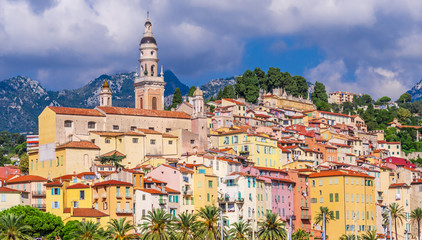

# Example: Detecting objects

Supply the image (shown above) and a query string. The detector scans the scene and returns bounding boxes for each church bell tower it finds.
[134,14,166,110]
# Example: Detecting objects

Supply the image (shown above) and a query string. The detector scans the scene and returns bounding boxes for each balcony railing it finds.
[301,206,309,210]
[31,191,46,197]
[183,190,193,196]
[116,209,133,214]
[301,215,311,220]
[31,203,46,210]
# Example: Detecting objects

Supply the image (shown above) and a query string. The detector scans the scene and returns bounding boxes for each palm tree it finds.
[229,220,252,240]
[174,212,200,240]
[139,208,174,240]
[361,230,378,240]
[197,205,220,240]
[340,234,361,240]
[257,212,287,240]
[107,218,135,240]
[314,207,335,239]
[292,229,309,240]
[388,203,406,240]
[411,207,422,240]
[0,213,32,240]
[70,221,104,240]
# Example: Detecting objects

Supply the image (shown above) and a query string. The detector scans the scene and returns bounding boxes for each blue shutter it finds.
[51,188,54,195]
[58,188,61,195]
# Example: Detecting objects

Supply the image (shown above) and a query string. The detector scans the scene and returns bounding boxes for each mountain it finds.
[200,76,237,100]
[0,70,188,133]
[407,79,422,102]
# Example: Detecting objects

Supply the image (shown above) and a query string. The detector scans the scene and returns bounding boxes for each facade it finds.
[309,170,376,240]
[0,187,29,211]
[328,91,362,105]
[6,175,48,211]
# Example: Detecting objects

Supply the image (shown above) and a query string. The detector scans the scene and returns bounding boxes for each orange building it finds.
[289,169,313,234]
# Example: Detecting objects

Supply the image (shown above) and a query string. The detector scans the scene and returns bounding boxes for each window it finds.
[80,190,85,200]
[52,201,60,209]
[208,181,213,188]
[336,211,340,219]
[190,140,195,145]
[319,180,323,186]
[320,197,324,203]
[132,138,138,143]
[330,193,333,202]
[131,126,136,131]
[88,121,96,129]
[73,201,79,208]
[52,188,60,195]
[152,97,157,110]
[207,193,210,201]
[64,120,72,128]
[198,169,206,174]
[113,125,119,130]
[105,138,111,144]
[0,194,5,202]
[150,139,156,145]
[169,140,173,145]
[335,193,339,202]
[103,202,108,210]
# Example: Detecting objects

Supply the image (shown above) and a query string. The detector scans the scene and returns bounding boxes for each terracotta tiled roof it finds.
[318,110,350,117]
[96,106,191,119]
[64,208,108,217]
[165,187,180,194]
[44,181,63,187]
[7,175,47,184]
[137,128,163,135]
[309,170,374,178]
[101,150,125,157]
[76,172,97,178]
[90,131,146,137]
[222,98,245,105]
[67,183,90,189]
[48,106,104,116]
[0,187,27,193]
[411,179,422,184]
[93,180,132,187]
[56,141,100,150]
[138,188,168,194]
[255,166,287,173]
[162,133,178,138]
[144,177,167,184]
[53,174,77,181]
[389,183,408,188]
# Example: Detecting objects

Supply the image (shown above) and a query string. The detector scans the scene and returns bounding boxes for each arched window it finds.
[151,65,155,76]
[152,97,157,110]
[140,98,143,109]
[64,120,72,128]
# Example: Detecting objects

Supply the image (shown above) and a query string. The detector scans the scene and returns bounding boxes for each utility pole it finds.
[323,212,326,240]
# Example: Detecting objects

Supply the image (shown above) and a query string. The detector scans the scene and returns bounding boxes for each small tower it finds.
[134,13,166,110]
[100,80,112,107]
[192,87,204,118]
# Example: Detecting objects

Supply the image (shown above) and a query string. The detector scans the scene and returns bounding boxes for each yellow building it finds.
[309,170,376,240]
[0,187,30,211]
[45,181,110,227]
[210,127,283,169]
[263,94,316,111]
[186,164,218,211]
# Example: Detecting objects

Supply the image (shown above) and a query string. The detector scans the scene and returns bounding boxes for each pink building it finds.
[6,175,47,211]
[0,166,20,179]
[242,166,295,227]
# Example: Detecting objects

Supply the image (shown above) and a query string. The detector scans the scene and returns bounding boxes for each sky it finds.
[1,0,422,99]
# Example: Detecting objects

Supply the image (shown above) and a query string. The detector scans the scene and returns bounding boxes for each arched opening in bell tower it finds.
[152,97,157,110]
[140,98,143,109]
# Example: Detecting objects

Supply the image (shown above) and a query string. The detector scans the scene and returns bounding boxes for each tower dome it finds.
[193,87,203,97]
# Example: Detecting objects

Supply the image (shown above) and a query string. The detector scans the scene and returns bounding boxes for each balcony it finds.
[31,203,46,210]
[159,199,167,205]
[236,198,244,204]
[31,191,46,197]
[239,151,250,157]
[301,215,311,220]
[183,190,193,196]
[301,206,309,210]
[116,209,133,214]
[377,196,384,201]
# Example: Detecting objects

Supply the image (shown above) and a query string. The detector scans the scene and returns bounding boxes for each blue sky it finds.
[1,0,422,99]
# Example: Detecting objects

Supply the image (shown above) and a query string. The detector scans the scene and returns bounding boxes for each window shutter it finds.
[51,188,54,195]
[58,188,61,195]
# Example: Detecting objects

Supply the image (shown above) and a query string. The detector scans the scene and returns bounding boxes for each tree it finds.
[174,212,199,240]
[311,82,328,103]
[18,153,29,174]
[107,218,135,240]
[292,75,308,99]
[70,221,105,240]
[255,67,267,92]
[257,212,287,240]
[265,67,282,93]
[139,208,174,240]
[197,205,221,240]
[411,207,422,240]
[314,207,335,239]
[0,205,63,240]
[292,228,309,240]
[217,89,223,100]
[355,94,373,106]
[188,86,197,97]
[172,88,183,109]
[361,230,378,240]
[229,220,252,240]
[340,234,361,240]
[99,153,126,169]
[61,221,80,240]
[375,96,391,106]
[387,203,406,240]
[0,213,32,240]
[235,70,260,103]
[398,93,412,103]
[222,85,236,99]
[397,108,411,123]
